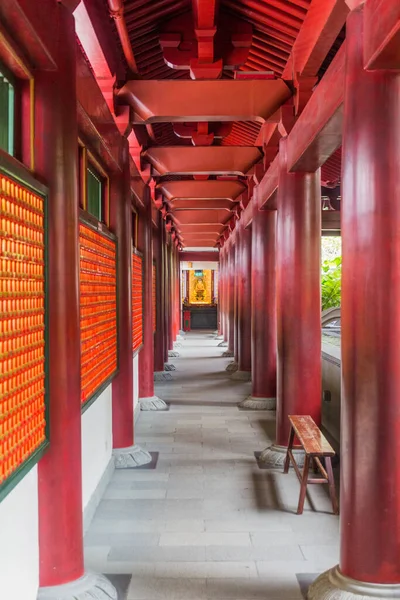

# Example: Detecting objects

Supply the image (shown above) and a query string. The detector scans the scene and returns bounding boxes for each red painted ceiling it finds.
[100,0,345,247]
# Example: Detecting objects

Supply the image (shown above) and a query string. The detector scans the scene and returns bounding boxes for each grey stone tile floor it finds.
[84,331,339,599]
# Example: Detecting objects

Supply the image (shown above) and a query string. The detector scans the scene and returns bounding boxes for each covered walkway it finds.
[84,332,339,599]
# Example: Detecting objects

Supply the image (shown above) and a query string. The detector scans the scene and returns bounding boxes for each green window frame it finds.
[0,66,15,155]
[87,166,103,222]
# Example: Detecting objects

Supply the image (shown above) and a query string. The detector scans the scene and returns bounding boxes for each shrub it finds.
[321,256,341,310]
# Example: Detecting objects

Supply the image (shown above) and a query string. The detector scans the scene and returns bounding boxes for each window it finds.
[87,166,103,221]
[0,67,15,155]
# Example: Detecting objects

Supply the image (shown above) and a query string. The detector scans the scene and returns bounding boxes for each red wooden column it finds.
[309,8,400,599]
[239,202,277,409]
[35,4,115,598]
[233,228,239,364]
[139,190,167,411]
[232,219,252,380]
[110,141,152,465]
[260,140,321,467]
[218,247,224,336]
[221,246,227,341]
[153,215,166,374]
[226,238,235,356]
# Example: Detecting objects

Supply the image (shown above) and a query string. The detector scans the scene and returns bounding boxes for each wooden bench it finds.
[283,415,339,515]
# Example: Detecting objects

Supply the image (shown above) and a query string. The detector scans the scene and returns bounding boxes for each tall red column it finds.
[35,4,115,597]
[168,239,174,351]
[261,140,321,466]
[163,230,170,361]
[221,247,227,340]
[239,203,276,408]
[232,219,252,380]
[309,8,400,599]
[218,247,224,336]
[110,142,152,465]
[227,239,235,356]
[153,216,165,373]
[233,228,239,363]
[139,192,167,410]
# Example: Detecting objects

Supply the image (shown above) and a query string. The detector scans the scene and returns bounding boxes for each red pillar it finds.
[232,219,252,380]
[163,230,170,361]
[35,4,114,596]
[240,204,276,408]
[153,217,165,373]
[218,247,224,336]
[309,8,400,599]
[261,140,321,466]
[227,239,235,355]
[139,192,167,410]
[168,239,174,351]
[221,247,227,340]
[110,142,152,463]
[233,229,239,363]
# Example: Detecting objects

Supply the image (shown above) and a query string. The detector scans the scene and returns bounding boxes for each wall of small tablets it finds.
[152,262,156,333]
[132,251,143,353]
[0,173,47,488]
[79,222,117,405]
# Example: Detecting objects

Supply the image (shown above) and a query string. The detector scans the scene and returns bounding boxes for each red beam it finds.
[179,251,219,262]
[143,146,262,177]
[364,0,400,70]
[257,155,280,210]
[282,0,349,78]
[286,42,345,172]
[117,80,292,123]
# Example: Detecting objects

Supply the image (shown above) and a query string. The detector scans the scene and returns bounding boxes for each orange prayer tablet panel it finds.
[152,263,156,333]
[132,251,143,353]
[0,174,47,486]
[79,222,117,406]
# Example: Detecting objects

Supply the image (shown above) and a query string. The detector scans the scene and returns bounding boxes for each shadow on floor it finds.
[296,573,320,598]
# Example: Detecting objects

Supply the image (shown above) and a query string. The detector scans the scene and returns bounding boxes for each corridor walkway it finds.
[84,332,339,599]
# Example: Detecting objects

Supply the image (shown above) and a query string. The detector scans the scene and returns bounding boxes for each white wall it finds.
[133,354,139,412]
[0,467,39,600]
[81,385,112,513]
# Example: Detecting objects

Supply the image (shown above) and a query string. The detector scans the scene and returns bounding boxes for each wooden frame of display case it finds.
[0,150,49,502]
[79,209,118,413]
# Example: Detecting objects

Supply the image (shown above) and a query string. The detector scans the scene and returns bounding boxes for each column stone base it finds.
[222,349,234,357]
[259,444,305,468]
[113,444,152,468]
[225,361,238,372]
[218,340,228,347]
[168,350,180,358]
[37,572,117,600]
[308,566,400,599]
[238,396,276,410]
[154,371,173,382]
[164,363,176,371]
[231,370,251,381]
[140,396,169,410]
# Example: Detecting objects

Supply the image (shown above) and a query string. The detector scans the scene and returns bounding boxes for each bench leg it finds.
[297,455,310,515]
[325,457,339,515]
[283,427,295,474]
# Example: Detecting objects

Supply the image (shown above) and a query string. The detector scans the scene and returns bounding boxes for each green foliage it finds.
[321,256,341,310]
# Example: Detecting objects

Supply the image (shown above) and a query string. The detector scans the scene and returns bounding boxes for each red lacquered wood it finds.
[110,140,134,449]
[275,140,321,447]
[153,216,165,372]
[227,239,235,353]
[139,189,156,398]
[35,4,83,587]
[340,8,400,585]
[233,232,239,362]
[237,221,251,373]
[167,240,174,350]
[251,205,276,398]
